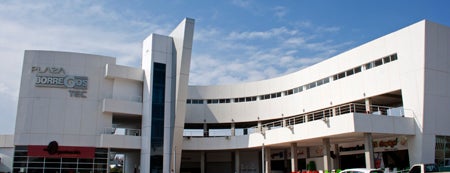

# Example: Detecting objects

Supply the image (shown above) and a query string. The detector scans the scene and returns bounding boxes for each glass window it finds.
[323,77,330,84]
[435,135,450,166]
[28,162,44,167]
[346,69,354,76]
[276,92,281,97]
[338,72,345,79]
[62,158,78,163]
[365,62,373,70]
[28,157,44,162]
[151,63,166,173]
[45,162,61,168]
[270,93,276,98]
[317,80,323,86]
[391,54,398,61]
[333,74,339,81]
[13,157,27,162]
[13,162,27,167]
[383,56,391,63]
[186,99,191,104]
[285,90,293,95]
[374,59,383,66]
[308,82,316,89]
[354,66,362,73]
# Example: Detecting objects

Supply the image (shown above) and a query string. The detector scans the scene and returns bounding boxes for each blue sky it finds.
[0,0,449,134]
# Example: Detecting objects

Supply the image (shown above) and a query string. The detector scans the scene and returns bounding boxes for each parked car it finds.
[340,168,384,173]
[409,164,450,173]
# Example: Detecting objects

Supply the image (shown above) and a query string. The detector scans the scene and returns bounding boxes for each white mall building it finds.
[1,18,450,173]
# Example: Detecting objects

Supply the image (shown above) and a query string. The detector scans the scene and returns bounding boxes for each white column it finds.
[291,143,298,172]
[258,121,262,133]
[364,133,374,168]
[334,144,340,170]
[365,98,372,114]
[265,147,271,173]
[323,138,331,172]
[231,123,236,136]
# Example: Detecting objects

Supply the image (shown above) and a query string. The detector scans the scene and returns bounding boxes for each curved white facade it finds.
[9,19,450,173]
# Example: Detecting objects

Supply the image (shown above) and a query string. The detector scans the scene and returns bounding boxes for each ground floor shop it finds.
[6,135,450,172]
[179,136,411,173]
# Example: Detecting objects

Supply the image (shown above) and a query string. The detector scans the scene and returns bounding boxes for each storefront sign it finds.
[32,66,88,98]
[339,137,408,152]
[28,141,95,158]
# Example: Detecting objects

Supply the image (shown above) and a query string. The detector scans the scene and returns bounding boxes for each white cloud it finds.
[231,0,253,8]
[189,20,353,86]
[227,27,297,40]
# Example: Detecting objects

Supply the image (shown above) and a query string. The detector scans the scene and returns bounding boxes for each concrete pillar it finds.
[258,121,262,133]
[231,123,236,136]
[291,143,298,172]
[332,107,337,117]
[201,151,206,173]
[235,150,240,173]
[364,133,374,168]
[203,123,208,137]
[365,98,372,114]
[323,138,332,172]
[265,147,271,173]
[334,144,340,170]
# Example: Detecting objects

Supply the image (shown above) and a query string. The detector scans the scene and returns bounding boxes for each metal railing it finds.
[103,127,141,136]
[254,103,401,133]
[183,103,404,138]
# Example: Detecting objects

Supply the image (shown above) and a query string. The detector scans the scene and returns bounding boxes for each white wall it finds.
[15,51,116,147]
[186,21,429,124]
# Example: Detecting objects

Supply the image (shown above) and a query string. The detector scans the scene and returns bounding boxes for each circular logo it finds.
[46,141,59,155]
[64,76,75,88]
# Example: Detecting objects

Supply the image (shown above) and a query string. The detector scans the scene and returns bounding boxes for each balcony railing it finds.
[258,103,402,131]
[103,127,141,136]
[183,103,404,138]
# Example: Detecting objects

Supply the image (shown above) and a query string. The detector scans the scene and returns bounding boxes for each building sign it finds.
[32,66,88,98]
[339,137,408,152]
[28,141,95,158]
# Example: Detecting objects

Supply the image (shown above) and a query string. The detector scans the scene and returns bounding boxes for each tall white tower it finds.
[141,18,195,173]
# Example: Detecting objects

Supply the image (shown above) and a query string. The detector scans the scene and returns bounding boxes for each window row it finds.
[334,53,397,81]
[186,53,398,105]
[259,92,282,100]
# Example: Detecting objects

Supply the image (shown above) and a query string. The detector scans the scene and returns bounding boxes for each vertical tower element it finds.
[168,18,195,173]
[141,18,195,173]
